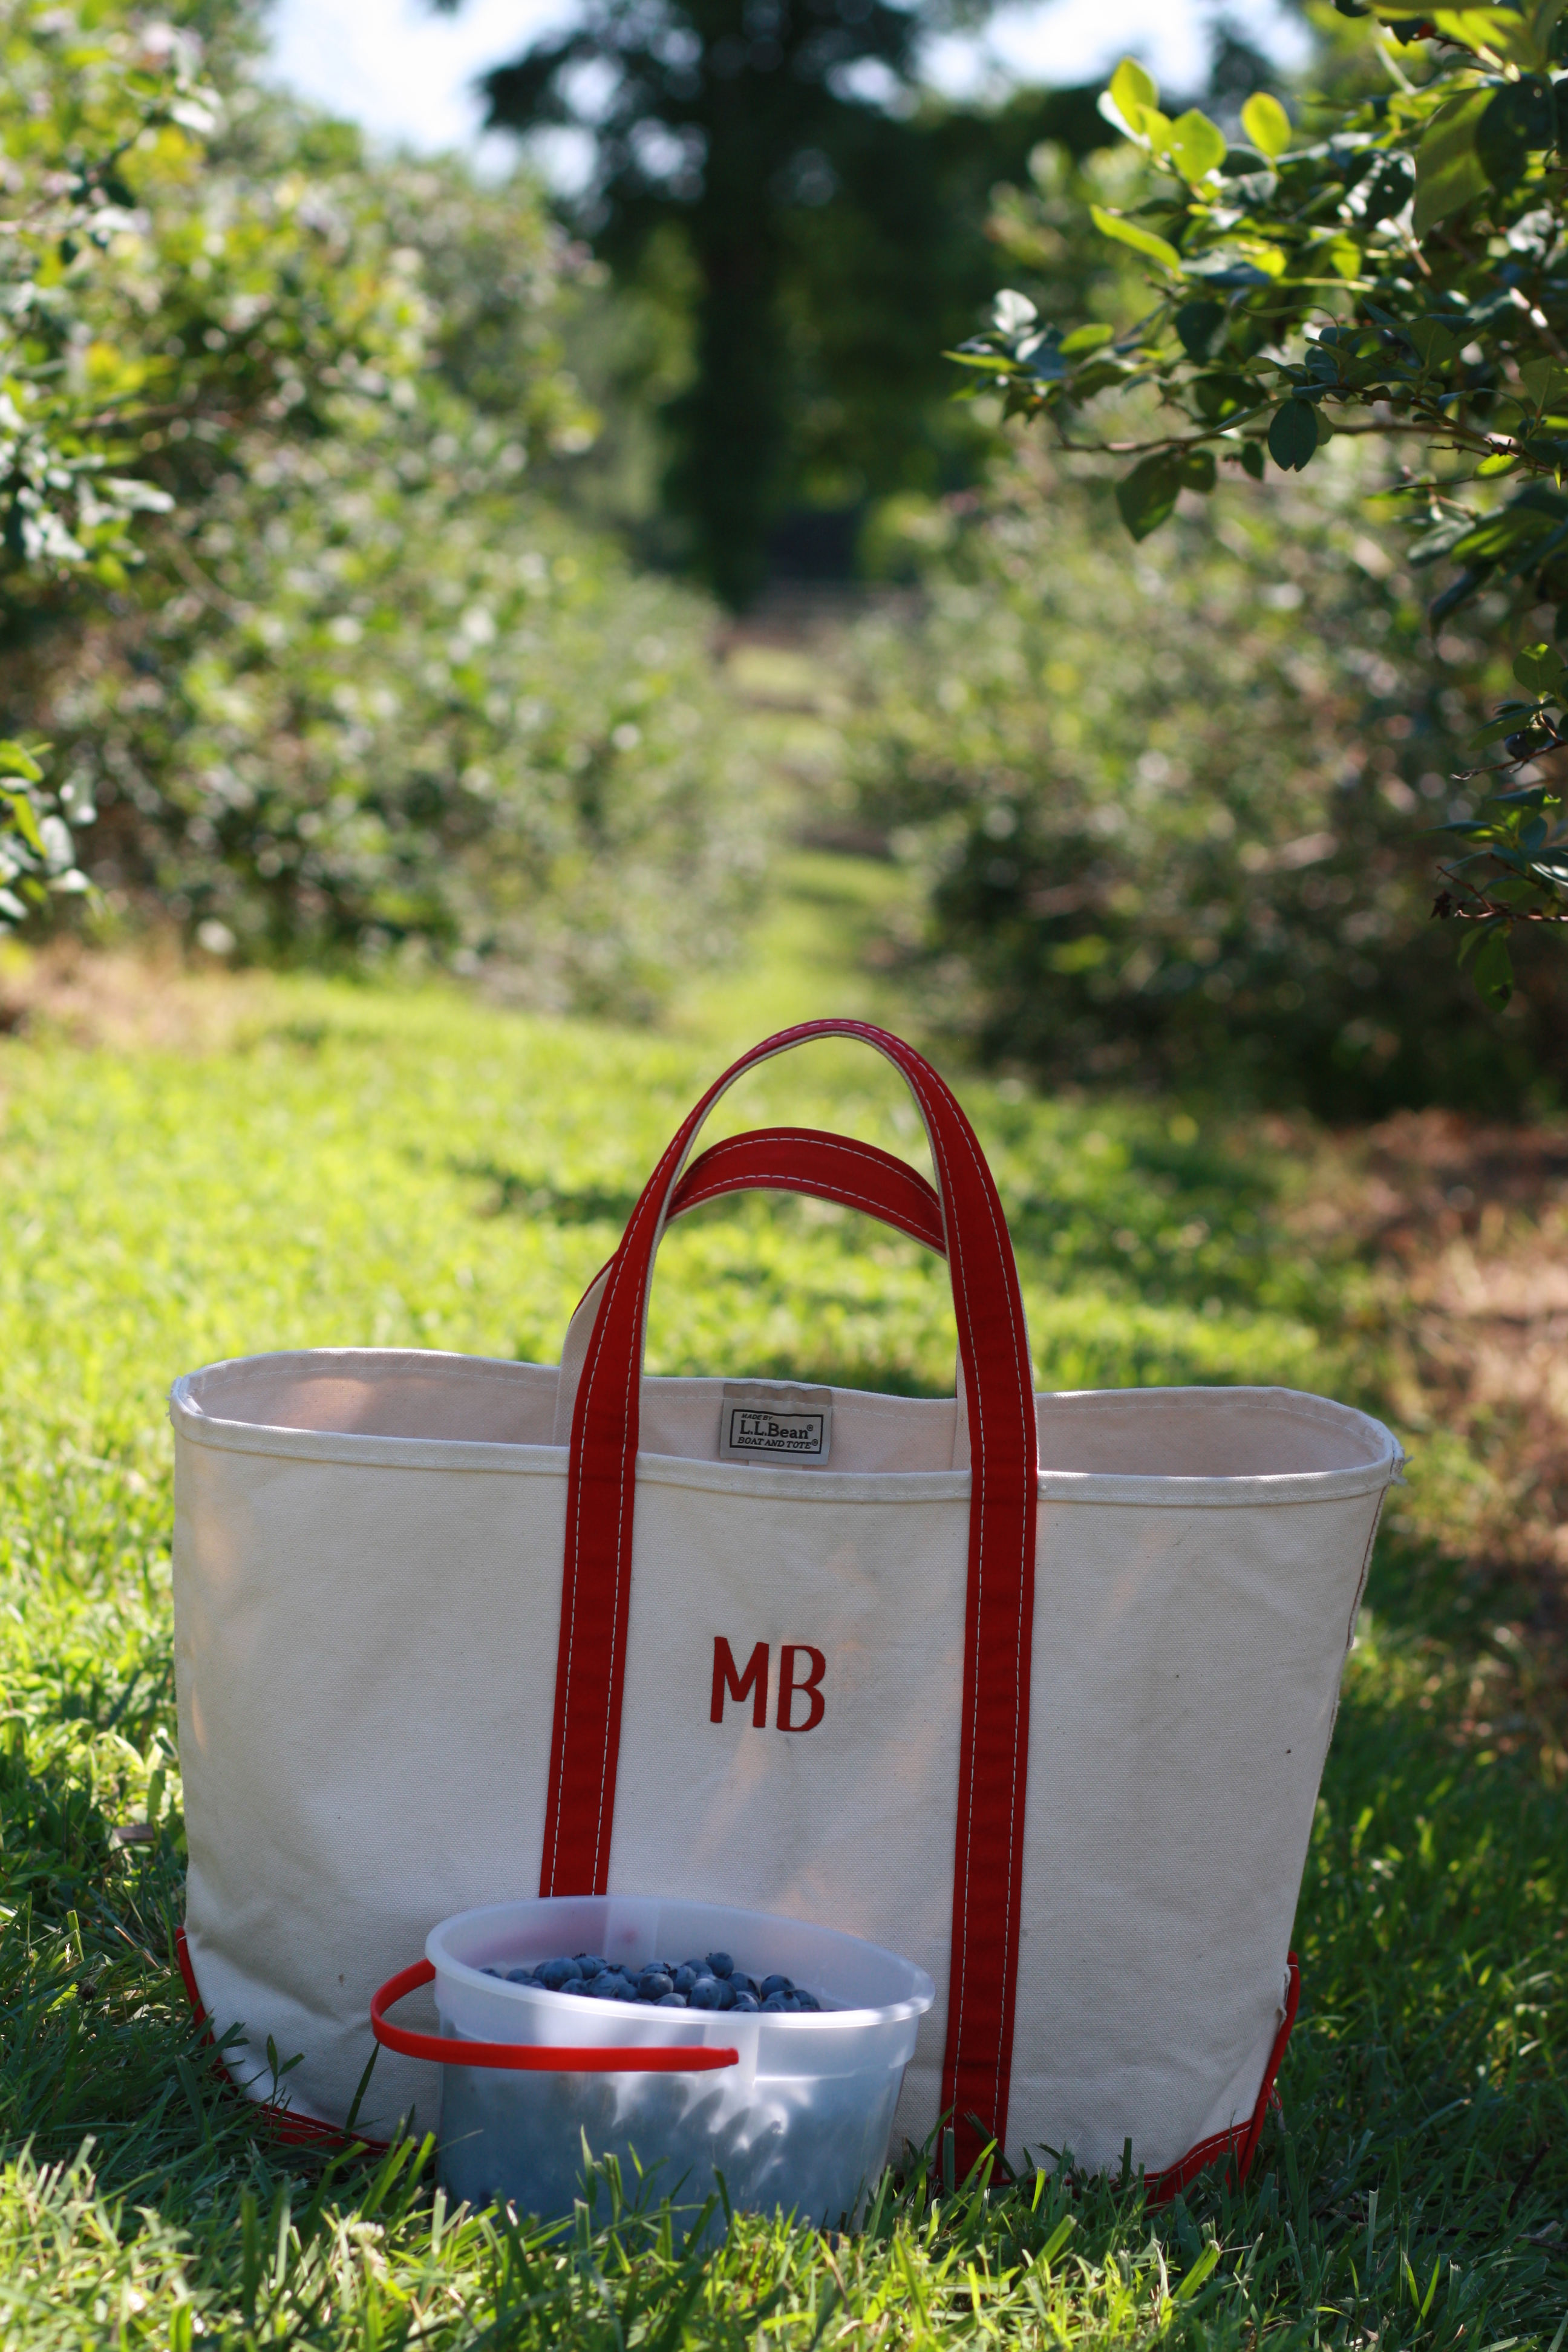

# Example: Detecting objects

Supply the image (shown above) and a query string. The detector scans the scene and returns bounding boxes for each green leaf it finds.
[993,288,1037,335]
[1174,300,1226,361]
[1240,92,1292,160]
[0,789,44,855]
[1407,318,1460,369]
[1241,440,1266,480]
[1463,923,1515,1011]
[1175,2242,1223,2302]
[1194,373,1261,423]
[1422,8,1549,68]
[1520,358,1568,412]
[1514,642,1566,693]
[1038,2215,1076,2265]
[1476,75,1556,189]
[1117,456,1182,541]
[1168,109,1227,185]
[1090,206,1181,273]
[1059,322,1115,355]
[1413,91,1495,235]
[1108,56,1159,126]
[0,740,44,784]
[1114,447,1215,540]
[1267,399,1319,472]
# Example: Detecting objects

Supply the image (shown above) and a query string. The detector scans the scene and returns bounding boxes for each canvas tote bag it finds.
[171,1018,1401,2181]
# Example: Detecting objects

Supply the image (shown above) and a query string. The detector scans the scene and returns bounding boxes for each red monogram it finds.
[710,1638,826,1731]
[710,1636,768,1726]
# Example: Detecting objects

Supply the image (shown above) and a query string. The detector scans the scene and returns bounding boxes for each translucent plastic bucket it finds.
[372,1895,935,2228]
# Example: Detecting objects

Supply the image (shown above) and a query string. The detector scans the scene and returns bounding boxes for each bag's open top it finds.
[172,1349,1399,1501]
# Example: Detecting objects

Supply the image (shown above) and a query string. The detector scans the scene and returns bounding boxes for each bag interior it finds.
[180,1353,1391,1480]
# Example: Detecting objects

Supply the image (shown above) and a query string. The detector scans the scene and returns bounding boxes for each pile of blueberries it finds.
[482,1949,822,2015]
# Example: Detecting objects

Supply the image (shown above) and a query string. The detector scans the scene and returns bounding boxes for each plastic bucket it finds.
[372,1895,935,2227]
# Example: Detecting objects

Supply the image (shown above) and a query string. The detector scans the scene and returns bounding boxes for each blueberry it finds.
[760,1993,788,2012]
[705,1952,734,1980]
[656,1990,687,2007]
[535,1956,583,1990]
[505,1965,535,1984]
[574,1953,609,1975]
[637,1971,674,2001]
[714,1978,737,2011]
[673,1964,699,1993]
[760,1974,792,1999]
[732,1990,760,2013]
[688,1976,725,2010]
[612,1978,641,2002]
[730,1971,759,1998]
[795,1991,821,2011]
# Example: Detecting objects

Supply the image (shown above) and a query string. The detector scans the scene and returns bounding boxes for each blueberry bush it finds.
[0,0,761,1006]
[849,453,1568,1114]
[957,8,1568,1009]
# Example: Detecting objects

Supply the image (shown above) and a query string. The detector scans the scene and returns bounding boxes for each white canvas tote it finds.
[170,1018,1401,2184]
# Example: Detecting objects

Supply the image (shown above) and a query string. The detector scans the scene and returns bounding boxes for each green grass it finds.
[0,857,1564,2349]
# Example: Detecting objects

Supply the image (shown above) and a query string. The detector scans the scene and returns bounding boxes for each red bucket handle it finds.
[370,1959,740,2073]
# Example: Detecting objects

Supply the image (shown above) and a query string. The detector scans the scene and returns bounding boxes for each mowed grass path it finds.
[0,858,1563,2350]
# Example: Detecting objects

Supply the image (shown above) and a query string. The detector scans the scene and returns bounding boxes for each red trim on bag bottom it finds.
[176,1935,1299,2199]
[175,1927,389,2154]
[1142,1953,1301,2206]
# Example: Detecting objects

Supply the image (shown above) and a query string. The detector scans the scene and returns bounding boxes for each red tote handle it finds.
[555,1129,947,1434]
[668,1126,946,1255]
[370,1959,739,2073]
[543,1019,1038,2177]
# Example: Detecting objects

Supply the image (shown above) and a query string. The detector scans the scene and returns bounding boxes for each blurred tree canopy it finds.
[0,0,763,1000]
[460,0,1113,603]
[959,4,1568,1011]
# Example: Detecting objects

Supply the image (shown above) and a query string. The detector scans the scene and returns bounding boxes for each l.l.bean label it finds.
[718,1381,834,1465]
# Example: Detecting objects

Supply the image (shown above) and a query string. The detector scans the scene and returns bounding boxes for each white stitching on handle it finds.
[941,1101,1033,2118]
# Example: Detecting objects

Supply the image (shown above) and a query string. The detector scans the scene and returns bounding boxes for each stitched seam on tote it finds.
[580,1123,689,1889]
[889,1030,1030,2123]
[918,1073,984,2102]
[947,1099,1031,2118]
[568,1207,645,1887]
[887,1039,988,2105]
[693,1132,936,1196]
[678,1168,942,1247]
[792,1018,993,2105]
[550,1267,606,1889]
[677,1135,941,1238]
[563,1163,653,1887]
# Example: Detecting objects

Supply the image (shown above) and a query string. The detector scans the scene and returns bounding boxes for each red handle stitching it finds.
[370,1959,739,2074]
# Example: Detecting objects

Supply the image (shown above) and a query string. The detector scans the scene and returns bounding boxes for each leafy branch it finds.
[953,5,1568,1002]
[0,740,91,936]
